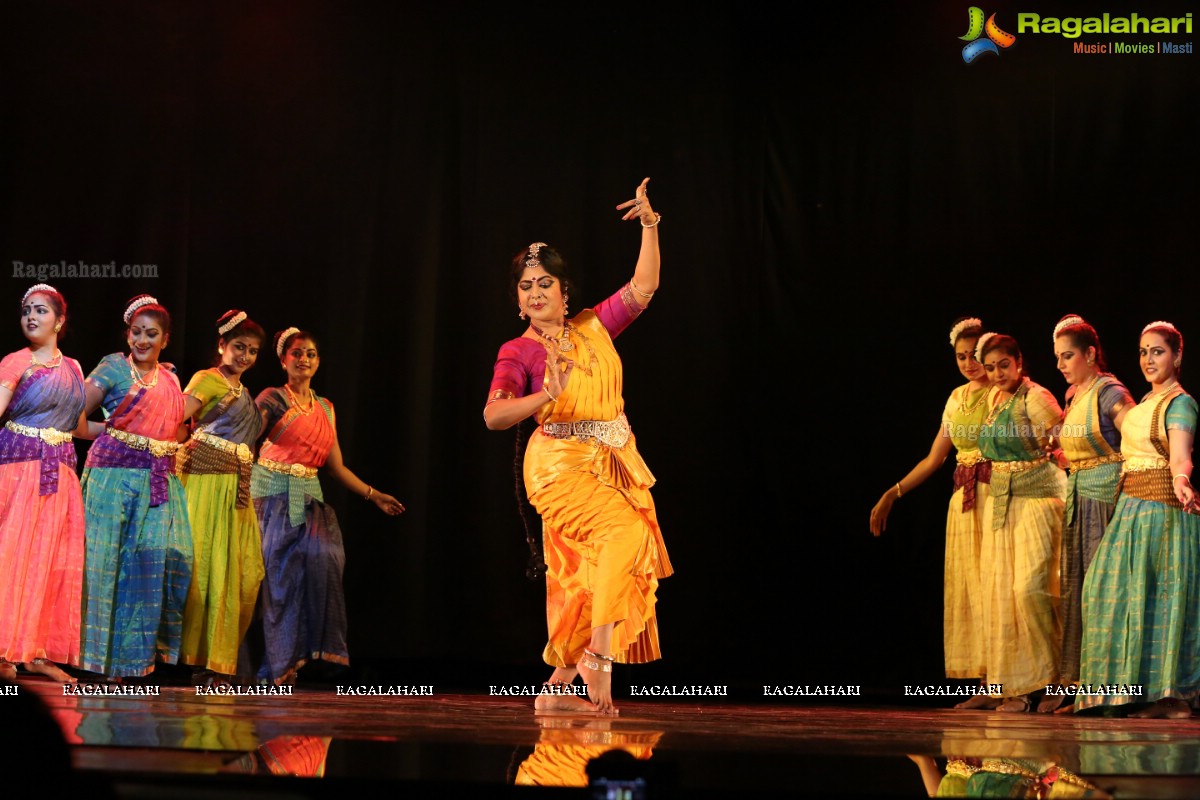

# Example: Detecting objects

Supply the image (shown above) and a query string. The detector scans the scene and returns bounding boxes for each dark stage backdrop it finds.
[1,1,1195,695]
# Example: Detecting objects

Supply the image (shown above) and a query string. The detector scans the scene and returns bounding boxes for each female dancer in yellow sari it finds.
[976,333,1067,712]
[870,317,993,706]
[484,178,670,714]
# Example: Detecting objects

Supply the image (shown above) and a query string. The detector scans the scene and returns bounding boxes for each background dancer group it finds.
[873,316,1199,718]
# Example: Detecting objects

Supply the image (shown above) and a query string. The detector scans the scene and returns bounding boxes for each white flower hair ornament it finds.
[277,326,301,360]
[949,317,983,348]
[22,284,59,305]
[975,332,998,364]
[1052,315,1086,343]
[1142,320,1179,336]
[218,310,247,336]
[123,295,159,324]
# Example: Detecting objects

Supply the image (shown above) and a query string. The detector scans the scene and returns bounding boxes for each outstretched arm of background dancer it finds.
[616,177,660,308]
[869,428,954,536]
[323,438,405,515]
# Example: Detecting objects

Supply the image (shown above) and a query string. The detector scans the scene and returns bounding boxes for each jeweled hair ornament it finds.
[218,310,247,336]
[949,317,982,348]
[22,283,59,305]
[277,326,301,359]
[525,242,548,270]
[123,295,159,324]
[1053,315,1086,342]
[975,332,998,363]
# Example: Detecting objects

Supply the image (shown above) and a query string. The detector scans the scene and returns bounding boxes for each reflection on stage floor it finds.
[7,675,1200,798]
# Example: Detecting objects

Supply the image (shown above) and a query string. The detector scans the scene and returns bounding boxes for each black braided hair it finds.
[513,417,547,581]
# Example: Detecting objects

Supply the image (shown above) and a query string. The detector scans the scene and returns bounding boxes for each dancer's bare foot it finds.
[954,694,1001,710]
[997,695,1030,713]
[0,661,16,681]
[24,659,77,684]
[1130,698,1193,719]
[534,683,600,713]
[1037,693,1067,714]
[577,648,617,715]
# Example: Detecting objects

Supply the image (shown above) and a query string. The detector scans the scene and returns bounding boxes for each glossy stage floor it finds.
[9,670,1200,799]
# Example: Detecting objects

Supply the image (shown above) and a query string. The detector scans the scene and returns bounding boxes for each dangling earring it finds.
[563,296,569,318]
[219,347,225,355]
[54,324,62,332]
[518,306,526,320]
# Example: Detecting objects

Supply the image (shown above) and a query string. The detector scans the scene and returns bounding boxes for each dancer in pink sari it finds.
[0,284,86,683]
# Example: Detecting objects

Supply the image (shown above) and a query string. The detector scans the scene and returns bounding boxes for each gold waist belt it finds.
[258,457,318,479]
[1119,468,1180,507]
[1068,452,1124,474]
[991,456,1048,474]
[1122,456,1170,473]
[194,430,253,464]
[542,413,631,448]
[107,426,178,457]
[956,451,986,466]
[5,419,72,446]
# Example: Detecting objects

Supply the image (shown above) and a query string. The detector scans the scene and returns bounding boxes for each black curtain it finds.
[1,0,1195,693]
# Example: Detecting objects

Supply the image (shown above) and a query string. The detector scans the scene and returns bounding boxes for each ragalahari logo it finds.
[960,7,1017,62]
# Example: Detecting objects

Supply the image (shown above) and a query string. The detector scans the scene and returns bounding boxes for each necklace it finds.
[1066,373,1100,412]
[285,384,315,415]
[30,349,63,369]
[984,380,1025,426]
[127,354,160,389]
[214,368,244,399]
[1149,379,1181,397]
[959,383,989,415]
[531,321,574,352]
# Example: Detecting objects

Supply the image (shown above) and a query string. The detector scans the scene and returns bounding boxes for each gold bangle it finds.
[895,482,904,498]
[640,213,661,228]
[630,277,655,299]
[1174,474,1192,484]
[544,385,558,402]
[365,486,375,501]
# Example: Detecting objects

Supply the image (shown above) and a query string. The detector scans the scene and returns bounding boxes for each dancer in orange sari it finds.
[0,285,87,683]
[484,177,671,714]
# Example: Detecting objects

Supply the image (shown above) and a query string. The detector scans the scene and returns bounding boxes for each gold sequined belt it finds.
[991,456,1048,474]
[1122,456,1170,474]
[1068,452,1124,474]
[956,451,986,466]
[107,426,179,458]
[194,430,253,464]
[542,413,630,448]
[258,457,318,479]
[4,419,73,446]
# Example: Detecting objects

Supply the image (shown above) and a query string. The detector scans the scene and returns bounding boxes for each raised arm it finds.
[615,177,660,308]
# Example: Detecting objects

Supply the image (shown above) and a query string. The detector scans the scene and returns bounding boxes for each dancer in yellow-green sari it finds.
[176,310,267,685]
